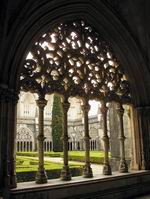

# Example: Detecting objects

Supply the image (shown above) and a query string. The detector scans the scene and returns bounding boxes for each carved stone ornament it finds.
[20,19,131,103]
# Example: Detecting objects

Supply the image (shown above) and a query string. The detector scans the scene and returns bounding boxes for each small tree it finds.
[52,94,63,152]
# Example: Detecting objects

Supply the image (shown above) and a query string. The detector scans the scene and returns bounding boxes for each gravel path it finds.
[44,157,103,175]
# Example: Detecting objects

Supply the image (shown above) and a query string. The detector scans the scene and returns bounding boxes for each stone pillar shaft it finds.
[117,103,128,173]
[35,97,47,184]
[100,101,112,175]
[0,88,19,193]
[135,106,150,170]
[82,102,93,178]
[60,100,71,181]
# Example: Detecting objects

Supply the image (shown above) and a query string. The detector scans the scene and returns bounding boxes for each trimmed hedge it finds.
[44,152,62,157]
[16,151,105,164]
[16,152,62,157]
[16,152,38,157]
[17,167,82,182]
[60,151,105,164]
[52,94,63,152]
[66,155,104,164]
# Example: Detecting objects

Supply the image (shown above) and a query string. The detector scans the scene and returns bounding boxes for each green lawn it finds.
[16,151,62,157]
[16,151,106,182]
[67,151,105,164]
[68,151,105,157]
[16,155,83,182]
[16,151,106,166]
[16,156,82,172]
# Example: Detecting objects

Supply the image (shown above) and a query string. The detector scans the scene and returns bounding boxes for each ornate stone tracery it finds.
[20,20,130,103]
[19,19,132,183]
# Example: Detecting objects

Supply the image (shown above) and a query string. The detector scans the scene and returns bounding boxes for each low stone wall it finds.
[10,171,150,199]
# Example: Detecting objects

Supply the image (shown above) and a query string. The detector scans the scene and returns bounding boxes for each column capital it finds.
[100,101,108,114]
[36,98,47,108]
[37,135,46,141]
[81,101,90,113]
[62,101,70,112]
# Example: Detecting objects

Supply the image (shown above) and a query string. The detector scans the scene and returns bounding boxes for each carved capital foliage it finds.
[0,87,19,104]
[37,135,46,141]
[36,98,47,109]
[100,101,108,114]
[20,19,131,103]
[81,102,90,113]
[62,101,70,113]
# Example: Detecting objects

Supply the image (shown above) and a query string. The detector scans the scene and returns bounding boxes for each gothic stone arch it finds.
[0,0,150,195]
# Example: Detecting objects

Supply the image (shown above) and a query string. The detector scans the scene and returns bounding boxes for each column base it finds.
[10,174,17,188]
[83,164,93,178]
[103,163,112,175]
[60,165,71,181]
[35,169,48,184]
[119,160,128,173]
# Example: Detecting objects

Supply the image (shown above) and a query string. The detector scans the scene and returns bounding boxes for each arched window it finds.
[17,92,36,118]
[44,127,53,151]
[19,19,131,183]
[16,127,34,152]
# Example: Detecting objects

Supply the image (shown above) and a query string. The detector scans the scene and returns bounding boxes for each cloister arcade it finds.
[16,92,102,152]
[18,19,132,183]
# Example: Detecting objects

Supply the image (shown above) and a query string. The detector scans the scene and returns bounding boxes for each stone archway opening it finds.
[17,19,134,184]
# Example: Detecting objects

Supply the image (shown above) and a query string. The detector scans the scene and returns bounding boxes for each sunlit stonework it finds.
[20,20,130,102]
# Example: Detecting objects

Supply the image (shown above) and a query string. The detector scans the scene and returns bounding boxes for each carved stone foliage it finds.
[20,20,130,102]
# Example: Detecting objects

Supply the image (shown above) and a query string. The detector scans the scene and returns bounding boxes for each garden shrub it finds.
[67,155,104,164]
[29,161,38,165]
[51,94,63,152]
[16,152,38,157]
[17,167,82,182]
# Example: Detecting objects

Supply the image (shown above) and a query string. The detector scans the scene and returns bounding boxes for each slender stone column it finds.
[60,99,71,180]
[116,103,128,173]
[135,106,150,170]
[100,101,112,175]
[35,97,47,184]
[7,91,19,189]
[0,88,19,191]
[82,101,93,178]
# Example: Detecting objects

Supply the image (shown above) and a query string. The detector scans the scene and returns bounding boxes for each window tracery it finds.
[20,20,130,102]
[17,127,34,141]
[19,19,132,183]
[16,127,34,152]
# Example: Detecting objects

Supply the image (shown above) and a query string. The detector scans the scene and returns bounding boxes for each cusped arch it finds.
[2,0,150,106]
[17,126,34,142]
[20,19,130,104]
[20,92,36,104]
